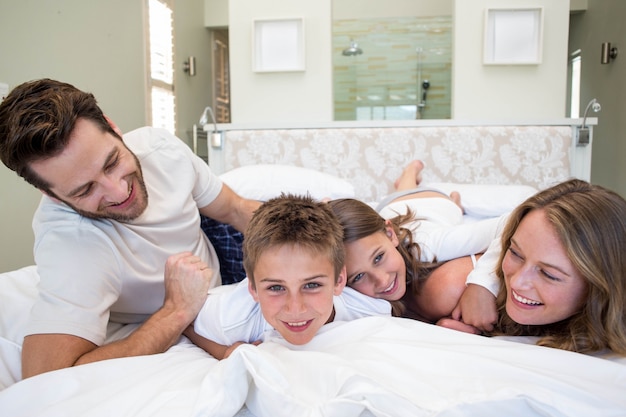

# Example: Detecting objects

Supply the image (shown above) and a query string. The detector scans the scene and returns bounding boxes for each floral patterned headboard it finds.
[213,125,579,202]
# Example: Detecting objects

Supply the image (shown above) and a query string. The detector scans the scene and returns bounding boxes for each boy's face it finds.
[248,244,346,345]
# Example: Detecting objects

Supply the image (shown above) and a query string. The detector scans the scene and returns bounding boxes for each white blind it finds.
[148,0,175,134]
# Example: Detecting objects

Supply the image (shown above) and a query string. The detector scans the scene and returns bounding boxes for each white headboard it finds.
[205,120,594,202]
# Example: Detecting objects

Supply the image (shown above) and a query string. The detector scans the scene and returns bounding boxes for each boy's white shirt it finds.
[194,278,392,346]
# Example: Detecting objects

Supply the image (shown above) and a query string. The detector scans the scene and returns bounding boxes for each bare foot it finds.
[449,191,464,212]
[394,160,425,191]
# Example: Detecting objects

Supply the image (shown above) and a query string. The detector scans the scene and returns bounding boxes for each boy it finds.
[191,194,391,359]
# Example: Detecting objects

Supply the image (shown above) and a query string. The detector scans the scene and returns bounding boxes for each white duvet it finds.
[1,231,626,416]
[1,315,625,416]
[193,316,626,417]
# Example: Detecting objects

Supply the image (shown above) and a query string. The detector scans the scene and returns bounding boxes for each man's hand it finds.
[448,284,497,332]
[23,252,214,379]
[162,252,213,325]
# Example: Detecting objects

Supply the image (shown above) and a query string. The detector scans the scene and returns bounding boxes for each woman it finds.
[333,178,626,355]
[468,179,626,354]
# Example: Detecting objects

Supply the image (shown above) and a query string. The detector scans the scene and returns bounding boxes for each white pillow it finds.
[428,182,538,218]
[0,265,39,390]
[220,164,356,201]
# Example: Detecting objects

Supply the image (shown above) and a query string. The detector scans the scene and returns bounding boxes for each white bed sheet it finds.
[1,315,625,417]
[2,267,626,416]
[2,183,625,416]
[194,317,626,417]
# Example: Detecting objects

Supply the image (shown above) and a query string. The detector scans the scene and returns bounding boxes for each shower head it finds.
[342,40,363,56]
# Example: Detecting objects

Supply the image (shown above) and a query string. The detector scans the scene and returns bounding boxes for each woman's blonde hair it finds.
[492,179,626,354]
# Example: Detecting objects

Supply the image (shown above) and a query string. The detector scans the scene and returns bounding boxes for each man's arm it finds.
[199,183,260,233]
[21,252,212,379]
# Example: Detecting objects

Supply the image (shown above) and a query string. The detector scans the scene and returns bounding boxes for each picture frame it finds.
[253,18,305,72]
[483,8,543,65]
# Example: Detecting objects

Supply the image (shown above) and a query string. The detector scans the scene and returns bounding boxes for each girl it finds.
[328,160,503,323]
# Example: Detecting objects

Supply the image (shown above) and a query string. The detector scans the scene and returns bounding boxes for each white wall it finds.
[228,0,333,123]
[223,0,571,123]
[333,0,451,19]
[453,0,570,119]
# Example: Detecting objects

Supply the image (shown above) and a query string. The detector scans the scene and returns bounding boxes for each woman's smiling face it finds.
[502,209,588,325]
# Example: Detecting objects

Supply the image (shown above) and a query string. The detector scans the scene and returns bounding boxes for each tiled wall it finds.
[333,15,452,121]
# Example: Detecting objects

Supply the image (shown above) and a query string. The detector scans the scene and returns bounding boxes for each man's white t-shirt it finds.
[27,127,223,345]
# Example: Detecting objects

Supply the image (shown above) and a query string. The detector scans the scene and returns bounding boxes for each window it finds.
[147,0,176,134]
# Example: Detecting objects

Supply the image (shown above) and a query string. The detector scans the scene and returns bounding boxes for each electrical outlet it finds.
[577,127,590,147]
[0,82,9,103]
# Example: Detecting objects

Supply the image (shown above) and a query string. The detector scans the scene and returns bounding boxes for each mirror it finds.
[332,1,452,121]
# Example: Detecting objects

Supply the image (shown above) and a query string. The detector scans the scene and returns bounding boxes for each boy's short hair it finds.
[243,194,344,288]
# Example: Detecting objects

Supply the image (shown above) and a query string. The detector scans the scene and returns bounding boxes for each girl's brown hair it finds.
[328,198,440,317]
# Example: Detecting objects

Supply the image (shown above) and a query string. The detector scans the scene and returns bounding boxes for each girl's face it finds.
[502,209,588,325]
[344,223,407,301]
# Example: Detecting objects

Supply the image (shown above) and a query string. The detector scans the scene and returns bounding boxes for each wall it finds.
[227,0,333,123]
[0,0,146,272]
[332,0,451,19]
[452,0,570,119]
[222,0,571,123]
[569,0,626,197]
[205,0,228,26]
[173,0,215,145]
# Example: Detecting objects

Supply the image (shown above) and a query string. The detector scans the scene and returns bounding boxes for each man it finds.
[0,79,259,378]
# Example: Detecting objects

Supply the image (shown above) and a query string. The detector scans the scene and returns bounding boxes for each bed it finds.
[2,120,625,417]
